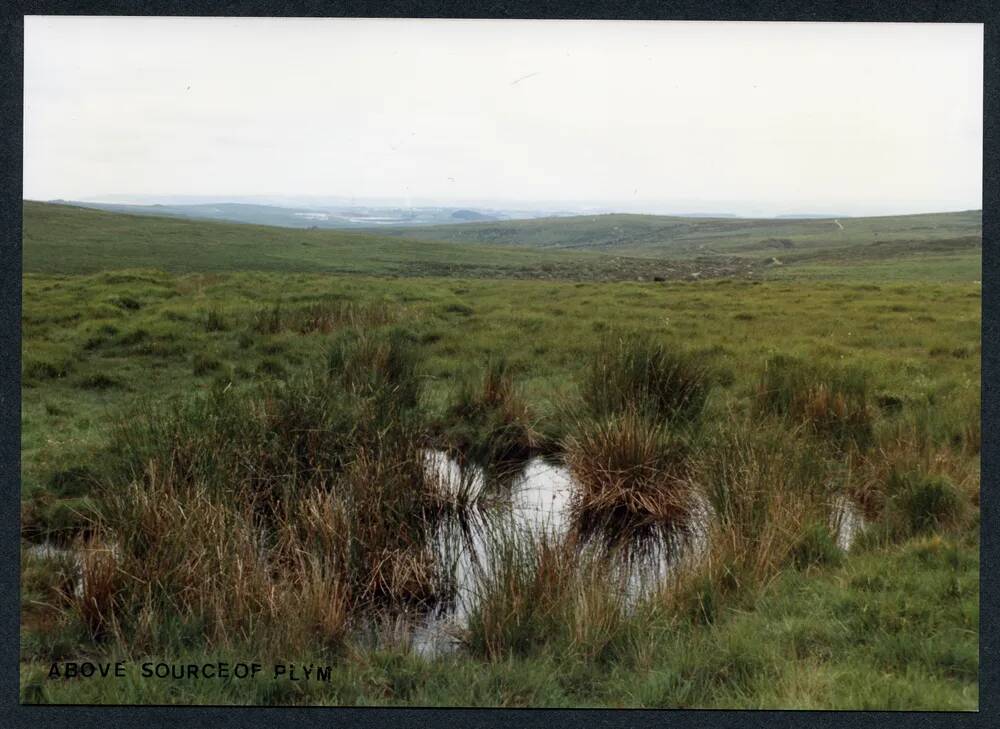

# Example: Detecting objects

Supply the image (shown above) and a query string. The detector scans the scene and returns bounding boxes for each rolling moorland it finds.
[366,209,982,258]
[48,199,539,230]
[19,201,981,707]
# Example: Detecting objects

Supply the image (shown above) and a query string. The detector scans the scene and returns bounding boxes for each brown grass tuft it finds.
[564,410,694,537]
[72,537,120,640]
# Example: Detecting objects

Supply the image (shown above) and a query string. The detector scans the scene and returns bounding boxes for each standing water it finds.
[407,451,709,656]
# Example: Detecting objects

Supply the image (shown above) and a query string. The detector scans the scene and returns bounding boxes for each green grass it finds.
[21,269,980,492]
[21,529,977,708]
[19,203,981,708]
[765,252,981,282]
[441,356,540,465]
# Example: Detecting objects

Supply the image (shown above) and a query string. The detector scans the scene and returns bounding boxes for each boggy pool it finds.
[23,450,863,658]
[374,451,863,657]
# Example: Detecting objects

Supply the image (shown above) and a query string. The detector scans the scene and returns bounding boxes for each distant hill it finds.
[451,209,497,221]
[361,210,982,260]
[20,201,981,282]
[46,199,522,230]
[775,214,846,219]
[20,201,671,280]
[48,201,345,229]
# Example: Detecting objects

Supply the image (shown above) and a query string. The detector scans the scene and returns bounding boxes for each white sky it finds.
[24,17,983,217]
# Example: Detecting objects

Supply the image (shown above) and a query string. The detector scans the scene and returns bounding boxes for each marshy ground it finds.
[19,203,980,708]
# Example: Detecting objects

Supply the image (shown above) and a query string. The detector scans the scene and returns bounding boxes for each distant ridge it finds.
[361,209,982,260]
[43,199,556,230]
[776,214,848,219]
[675,213,739,218]
[451,209,497,221]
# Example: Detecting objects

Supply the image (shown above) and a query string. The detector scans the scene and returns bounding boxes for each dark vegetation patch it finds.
[23,356,74,383]
[443,302,474,316]
[112,296,142,311]
[75,373,121,391]
[201,308,228,332]
[192,354,222,376]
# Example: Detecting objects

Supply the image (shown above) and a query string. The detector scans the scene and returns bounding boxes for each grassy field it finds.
[19,203,981,708]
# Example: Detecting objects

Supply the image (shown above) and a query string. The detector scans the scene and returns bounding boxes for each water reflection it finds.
[412,450,866,656]
[832,494,865,551]
[413,451,709,656]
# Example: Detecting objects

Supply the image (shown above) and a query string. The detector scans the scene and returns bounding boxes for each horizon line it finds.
[24,197,983,222]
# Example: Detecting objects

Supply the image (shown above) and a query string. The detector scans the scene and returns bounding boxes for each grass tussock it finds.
[844,434,976,544]
[72,538,120,641]
[443,357,540,466]
[60,328,470,656]
[251,300,398,335]
[756,354,875,449]
[463,532,632,663]
[564,409,695,537]
[669,420,838,622]
[326,327,421,415]
[561,335,710,537]
[581,335,710,424]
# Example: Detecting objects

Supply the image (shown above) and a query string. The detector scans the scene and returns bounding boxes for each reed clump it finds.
[582,335,710,424]
[462,531,631,663]
[843,433,976,545]
[564,409,695,538]
[563,336,710,538]
[444,357,540,467]
[846,423,979,524]
[326,327,421,412]
[71,537,120,641]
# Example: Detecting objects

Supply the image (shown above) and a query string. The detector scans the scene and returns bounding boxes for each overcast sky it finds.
[24,17,982,217]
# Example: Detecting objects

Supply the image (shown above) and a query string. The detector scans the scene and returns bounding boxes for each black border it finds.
[2,2,996,728]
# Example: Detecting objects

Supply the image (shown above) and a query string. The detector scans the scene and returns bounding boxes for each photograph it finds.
[18,16,982,709]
